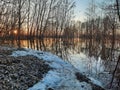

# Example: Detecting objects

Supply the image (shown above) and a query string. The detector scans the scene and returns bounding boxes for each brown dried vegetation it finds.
[0,54,50,90]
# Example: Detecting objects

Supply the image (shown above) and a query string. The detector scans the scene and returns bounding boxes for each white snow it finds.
[11,49,103,90]
[89,77,102,87]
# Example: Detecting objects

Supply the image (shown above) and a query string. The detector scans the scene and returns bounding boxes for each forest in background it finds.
[0,0,120,89]
[0,0,120,40]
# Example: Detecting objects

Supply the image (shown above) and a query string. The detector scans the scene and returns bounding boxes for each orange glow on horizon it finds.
[13,30,17,34]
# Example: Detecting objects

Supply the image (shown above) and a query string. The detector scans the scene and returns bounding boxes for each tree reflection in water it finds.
[5,38,120,61]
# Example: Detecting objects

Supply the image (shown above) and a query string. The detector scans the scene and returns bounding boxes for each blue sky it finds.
[74,0,89,22]
[74,0,105,22]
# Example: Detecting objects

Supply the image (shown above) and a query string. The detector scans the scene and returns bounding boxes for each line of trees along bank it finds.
[0,0,120,46]
[1,0,120,38]
[0,0,75,45]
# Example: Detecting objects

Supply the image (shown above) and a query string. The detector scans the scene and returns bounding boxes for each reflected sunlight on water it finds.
[1,38,120,60]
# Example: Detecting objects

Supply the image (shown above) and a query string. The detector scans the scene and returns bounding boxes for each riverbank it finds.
[0,47,50,90]
[0,46,105,90]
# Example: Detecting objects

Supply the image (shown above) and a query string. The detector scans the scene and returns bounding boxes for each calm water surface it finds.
[4,38,120,61]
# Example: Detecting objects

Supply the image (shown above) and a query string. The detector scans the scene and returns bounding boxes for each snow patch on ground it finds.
[11,49,103,90]
[89,77,102,87]
[28,71,61,90]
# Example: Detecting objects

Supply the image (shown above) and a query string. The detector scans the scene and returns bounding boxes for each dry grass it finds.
[0,49,51,90]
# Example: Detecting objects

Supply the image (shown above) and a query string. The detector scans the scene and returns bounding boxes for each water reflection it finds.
[5,38,120,61]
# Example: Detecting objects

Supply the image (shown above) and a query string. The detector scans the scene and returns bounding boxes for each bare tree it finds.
[116,0,120,21]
